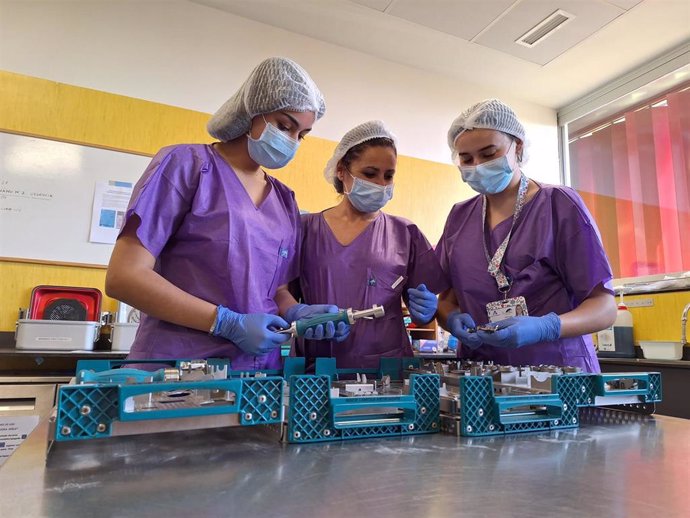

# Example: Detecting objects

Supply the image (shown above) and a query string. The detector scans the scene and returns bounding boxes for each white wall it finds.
[0,0,559,182]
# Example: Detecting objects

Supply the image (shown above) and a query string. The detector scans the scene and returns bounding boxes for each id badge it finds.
[486,296,529,323]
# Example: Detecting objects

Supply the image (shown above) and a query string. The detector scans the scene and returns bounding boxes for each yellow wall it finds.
[0,70,211,154]
[0,70,467,332]
[625,292,690,345]
[592,291,690,352]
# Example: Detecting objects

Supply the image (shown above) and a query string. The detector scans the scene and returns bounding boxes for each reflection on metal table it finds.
[1,407,689,518]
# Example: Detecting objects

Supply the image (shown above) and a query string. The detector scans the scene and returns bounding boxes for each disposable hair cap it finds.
[207,57,326,142]
[324,120,397,183]
[447,99,526,161]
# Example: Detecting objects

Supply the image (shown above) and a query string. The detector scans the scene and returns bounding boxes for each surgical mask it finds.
[247,118,299,169]
[344,171,394,213]
[459,142,516,195]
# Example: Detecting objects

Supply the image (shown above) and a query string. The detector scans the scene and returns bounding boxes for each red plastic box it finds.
[28,285,102,321]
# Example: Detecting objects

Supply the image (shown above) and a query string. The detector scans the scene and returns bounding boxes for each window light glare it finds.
[651,100,668,108]
[613,117,626,124]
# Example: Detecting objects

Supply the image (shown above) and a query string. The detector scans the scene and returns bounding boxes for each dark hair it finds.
[500,131,524,163]
[334,137,396,194]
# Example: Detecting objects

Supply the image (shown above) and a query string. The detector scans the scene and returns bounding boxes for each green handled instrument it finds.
[279,304,385,338]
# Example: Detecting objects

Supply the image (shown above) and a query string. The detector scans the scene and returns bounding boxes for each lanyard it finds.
[482,174,529,295]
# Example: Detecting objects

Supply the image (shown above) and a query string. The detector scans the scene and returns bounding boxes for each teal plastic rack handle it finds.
[76,358,180,372]
[330,395,417,430]
[78,368,166,384]
[493,394,564,425]
[295,310,350,337]
[594,373,650,396]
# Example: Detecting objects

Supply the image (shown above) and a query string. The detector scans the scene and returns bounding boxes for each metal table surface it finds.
[1,409,689,518]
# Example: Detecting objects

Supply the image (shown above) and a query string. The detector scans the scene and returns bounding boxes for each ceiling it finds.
[190,0,690,109]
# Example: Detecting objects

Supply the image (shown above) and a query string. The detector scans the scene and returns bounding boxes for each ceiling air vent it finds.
[516,9,575,48]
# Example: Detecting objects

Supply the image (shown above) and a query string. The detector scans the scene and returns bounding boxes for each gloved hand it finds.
[212,306,288,355]
[447,311,483,350]
[407,284,438,324]
[284,303,351,342]
[477,313,561,349]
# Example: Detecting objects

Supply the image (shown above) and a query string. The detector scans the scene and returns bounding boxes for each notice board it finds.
[0,132,151,266]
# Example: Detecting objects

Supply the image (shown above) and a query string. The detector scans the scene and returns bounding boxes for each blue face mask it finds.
[459,142,516,195]
[344,172,394,213]
[247,119,299,169]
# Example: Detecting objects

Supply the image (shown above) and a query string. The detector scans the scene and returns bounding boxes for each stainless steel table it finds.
[1,409,688,518]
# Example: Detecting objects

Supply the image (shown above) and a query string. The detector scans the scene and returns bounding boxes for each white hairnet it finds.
[447,99,526,157]
[207,57,326,142]
[323,120,397,183]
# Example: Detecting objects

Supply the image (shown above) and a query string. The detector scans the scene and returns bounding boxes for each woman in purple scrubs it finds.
[106,57,344,370]
[436,99,617,372]
[296,121,449,369]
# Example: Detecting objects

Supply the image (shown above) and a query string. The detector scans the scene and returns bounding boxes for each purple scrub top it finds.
[123,144,300,370]
[436,184,613,373]
[296,211,449,369]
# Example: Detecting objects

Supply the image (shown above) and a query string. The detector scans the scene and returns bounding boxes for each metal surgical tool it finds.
[278,304,385,338]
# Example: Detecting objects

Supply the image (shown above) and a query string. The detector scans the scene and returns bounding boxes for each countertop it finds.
[1,408,688,518]
[0,348,127,358]
[598,357,690,369]
[0,347,128,378]
[413,353,690,367]
[2,349,687,364]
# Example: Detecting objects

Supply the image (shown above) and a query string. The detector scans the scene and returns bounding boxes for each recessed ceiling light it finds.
[515,10,575,48]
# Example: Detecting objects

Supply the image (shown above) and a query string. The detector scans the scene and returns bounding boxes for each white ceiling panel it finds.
[475,0,625,65]
[351,0,393,12]
[605,0,643,9]
[189,0,690,108]
[386,0,514,41]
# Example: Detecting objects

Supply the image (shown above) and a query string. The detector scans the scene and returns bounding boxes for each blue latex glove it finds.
[307,320,351,342]
[212,306,288,355]
[477,313,562,349]
[284,303,350,342]
[447,311,483,350]
[407,284,438,324]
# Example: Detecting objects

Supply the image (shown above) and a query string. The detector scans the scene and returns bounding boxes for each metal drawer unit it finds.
[1,376,69,465]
